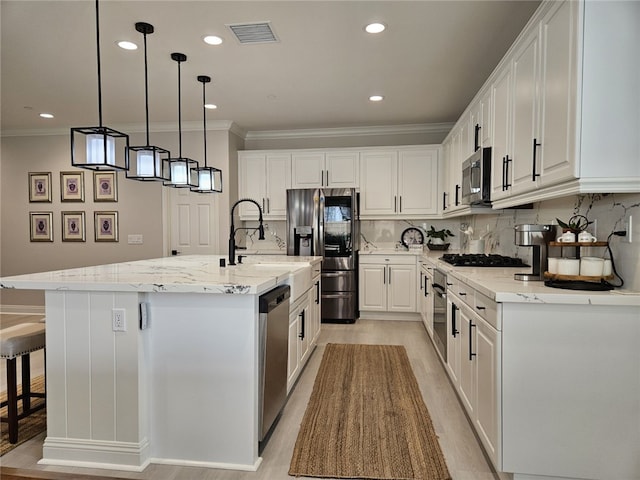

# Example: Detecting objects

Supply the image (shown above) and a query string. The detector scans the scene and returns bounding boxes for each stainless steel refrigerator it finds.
[286,188,359,323]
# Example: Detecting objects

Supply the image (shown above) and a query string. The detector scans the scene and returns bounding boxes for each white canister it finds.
[547,257,560,274]
[557,258,580,275]
[603,259,613,276]
[580,257,604,276]
[469,239,485,254]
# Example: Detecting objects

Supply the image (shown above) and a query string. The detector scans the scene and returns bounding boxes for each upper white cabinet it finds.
[488,0,639,208]
[360,146,439,218]
[238,151,291,219]
[291,151,359,188]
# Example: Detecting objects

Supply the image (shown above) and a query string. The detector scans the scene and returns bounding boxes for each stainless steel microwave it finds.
[461,147,492,205]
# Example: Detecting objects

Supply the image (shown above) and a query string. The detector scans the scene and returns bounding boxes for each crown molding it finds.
[1,120,238,138]
[244,123,454,141]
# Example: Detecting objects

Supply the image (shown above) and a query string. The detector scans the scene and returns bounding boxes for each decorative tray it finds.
[426,243,450,251]
[548,241,608,247]
[543,271,614,281]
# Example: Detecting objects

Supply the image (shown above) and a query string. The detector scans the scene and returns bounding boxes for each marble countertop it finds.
[420,254,640,306]
[0,255,323,295]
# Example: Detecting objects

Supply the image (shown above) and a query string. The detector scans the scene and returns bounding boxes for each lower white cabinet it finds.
[447,282,501,469]
[419,261,434,337]
[359,255,417,313]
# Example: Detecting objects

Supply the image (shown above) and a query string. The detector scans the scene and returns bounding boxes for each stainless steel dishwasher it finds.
[258,284,290,443]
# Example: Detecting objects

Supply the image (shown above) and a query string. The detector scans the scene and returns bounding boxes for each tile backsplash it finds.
[242,192,640,291]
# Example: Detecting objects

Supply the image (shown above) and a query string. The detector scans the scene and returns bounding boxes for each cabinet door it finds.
[475,317,501,467]
[326,151,359,187]
[398,149,438,216]
[446,299,461,385]
[480,88,493,147]
[265,154,291,218]
[238,153,267,218]
[291,152,324,188]
[511,28,540,195]
[287,313,300,392]
[491,65,513,201]
[388,264,417,312]
[299,301,311,365]
[458,304,476,417]
[538,0,578,187]
[360,151,398,216]
[446,129,461,211]
[359,264,387,311]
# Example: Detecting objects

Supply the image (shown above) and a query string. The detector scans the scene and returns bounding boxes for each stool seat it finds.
[1,314,46,444]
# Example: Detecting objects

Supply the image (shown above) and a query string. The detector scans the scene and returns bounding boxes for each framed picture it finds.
[60,171,84,202]
[61,211,85,242]
[94,211,118,242]
[93,171,118,202]
[29,212,53,242]
[28,172,52,202]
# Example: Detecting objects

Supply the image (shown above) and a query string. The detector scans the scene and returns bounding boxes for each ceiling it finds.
[1,1,540,135]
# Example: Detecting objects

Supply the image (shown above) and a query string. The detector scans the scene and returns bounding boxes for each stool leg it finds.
[22,353,32,414]
[7,357,19,443]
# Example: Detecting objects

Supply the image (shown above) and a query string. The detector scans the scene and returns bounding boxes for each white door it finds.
[398,149,439,216]
[291,152,324,188]
[325,151,359,187]
[360,151,398,216]
[458,304,476,417]
[491,64,513,200]
[387,264,417,312]
[168,187,220,256]
[359,264,387,311]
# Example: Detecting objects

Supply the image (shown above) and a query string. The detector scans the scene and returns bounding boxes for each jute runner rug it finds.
[1,375,46,457]
[289,343,451,480]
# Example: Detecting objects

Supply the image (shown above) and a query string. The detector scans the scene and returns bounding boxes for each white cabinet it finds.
[446,279,502,469]
[359,255,417,313]
[291,151,359,188]
[418,261,434,338]
[488,0,639,208]
[360,147,439,218]
[238,152,291,219]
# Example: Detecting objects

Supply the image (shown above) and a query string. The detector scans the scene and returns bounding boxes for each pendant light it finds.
[164,53,199,188]
[126,22,170,181]
[71,0,129,171]
[191,75,223,193]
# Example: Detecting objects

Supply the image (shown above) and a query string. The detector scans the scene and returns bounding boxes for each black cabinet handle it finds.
[455,184,460,206]
[505,155,512,189]
[315,281,320,304]
[442,192,447,211]
[469,322,476,361]
[474,123,481,152]
[451,303,459,337]
[383,266,386,285]
[420,272,424,290]
[502,156,507,191]
[459,291,466,296]
[388,266,391,284]
[299,310,305,339]
[476,305,486,311]
[532,138,541,181]
[399,196,402,212]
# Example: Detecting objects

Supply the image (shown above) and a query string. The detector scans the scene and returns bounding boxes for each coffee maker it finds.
[514,224,557,281]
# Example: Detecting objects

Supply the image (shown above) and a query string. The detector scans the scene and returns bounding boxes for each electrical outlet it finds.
[112,308,126,332]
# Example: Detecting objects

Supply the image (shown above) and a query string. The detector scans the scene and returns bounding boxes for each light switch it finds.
[128,234,143,244]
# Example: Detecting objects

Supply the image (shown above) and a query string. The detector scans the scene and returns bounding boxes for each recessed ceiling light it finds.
[365,23,386,34]
[40,113,54,119]
[203,35,223,45]
[117,40,138,50]
[204,104,218,110]
[369,95,384,102]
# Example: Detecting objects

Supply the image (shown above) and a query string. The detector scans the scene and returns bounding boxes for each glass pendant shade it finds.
[70,1,129,172]
[126,22,171,182]
[71,127,129,171]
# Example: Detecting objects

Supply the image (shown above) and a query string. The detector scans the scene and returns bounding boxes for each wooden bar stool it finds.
[0,315,46,444]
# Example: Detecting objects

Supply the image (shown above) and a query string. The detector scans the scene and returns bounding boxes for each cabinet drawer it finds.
[474,291,499,330]
[359,254,416,265]
[447,276,474,308]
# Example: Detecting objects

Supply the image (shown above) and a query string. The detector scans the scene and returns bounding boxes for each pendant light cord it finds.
[177,59,182,157]
[95,0,103,127]
[143,31,150,146]
[202,81,207,167]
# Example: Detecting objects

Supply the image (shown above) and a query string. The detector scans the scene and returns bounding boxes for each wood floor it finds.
[1,320,505,480]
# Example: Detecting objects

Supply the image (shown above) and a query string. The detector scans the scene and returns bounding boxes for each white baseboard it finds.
[40,437,151,471]
[358,312,421,322]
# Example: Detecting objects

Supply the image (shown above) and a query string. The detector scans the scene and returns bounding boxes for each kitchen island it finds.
[0,255,322,472]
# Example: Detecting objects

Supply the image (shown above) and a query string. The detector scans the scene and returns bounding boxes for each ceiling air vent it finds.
[227,22,278,44]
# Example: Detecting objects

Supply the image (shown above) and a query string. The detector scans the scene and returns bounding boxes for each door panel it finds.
[169,187,220,255]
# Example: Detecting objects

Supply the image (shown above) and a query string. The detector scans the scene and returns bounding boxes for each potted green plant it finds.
[426,226,454,250]
[556,215,593,234]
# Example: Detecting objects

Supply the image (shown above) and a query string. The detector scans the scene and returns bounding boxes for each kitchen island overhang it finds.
[0,255,322,472]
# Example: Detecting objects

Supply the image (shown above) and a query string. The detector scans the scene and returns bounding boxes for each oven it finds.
[432,268,448,361]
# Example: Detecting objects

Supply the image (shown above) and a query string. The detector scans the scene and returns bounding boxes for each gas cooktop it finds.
[441,253,528,267]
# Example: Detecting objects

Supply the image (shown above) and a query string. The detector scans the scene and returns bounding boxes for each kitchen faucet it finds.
[229,198,265,265]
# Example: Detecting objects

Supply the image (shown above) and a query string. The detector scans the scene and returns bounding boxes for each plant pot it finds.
[427,242,450,251]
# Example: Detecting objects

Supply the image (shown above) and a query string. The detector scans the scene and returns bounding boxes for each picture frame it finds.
[61,211,86,242]
[60,171,84,202]
[94,211,118,242]
[29,211,53,242]
[93,171,118,202]
[28,172,52,202]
